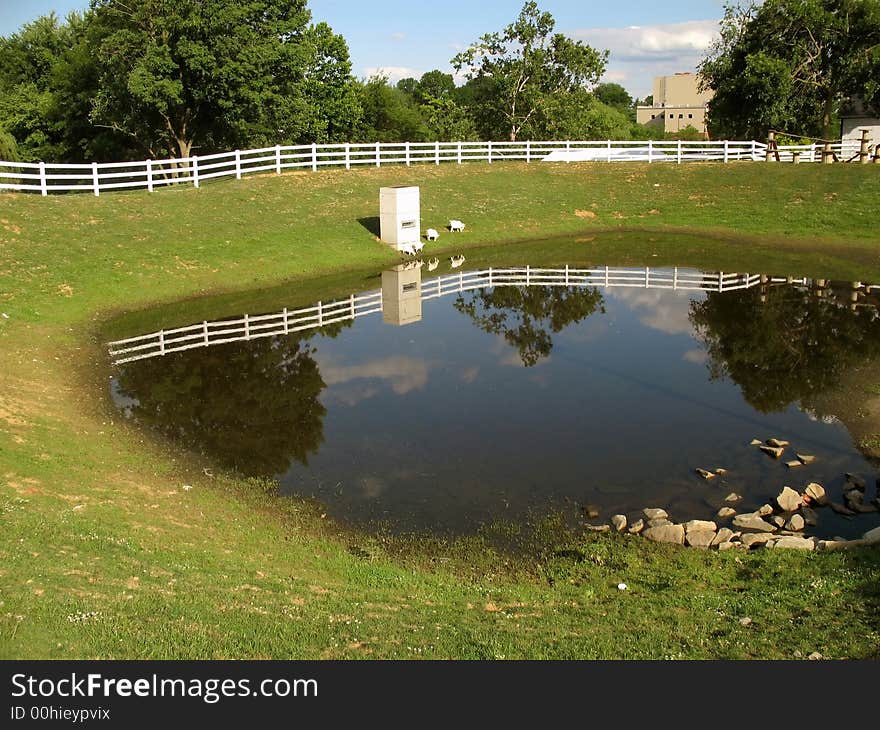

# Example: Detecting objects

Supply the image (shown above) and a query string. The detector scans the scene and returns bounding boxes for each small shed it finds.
[840,96,880,146]
[379,186,420,250]
[381,264,422,326]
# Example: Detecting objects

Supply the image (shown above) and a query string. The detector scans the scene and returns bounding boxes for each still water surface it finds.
[110,264,880,537]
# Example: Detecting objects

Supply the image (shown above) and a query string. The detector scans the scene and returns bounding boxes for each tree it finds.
[593,82,633,116]
[356,75,430,142]
[415,70,456,104]
[0,129,17,161]
[452,1,608,141]
[699,0,880,140]
[89,0,357,159]
[534,91,634,140]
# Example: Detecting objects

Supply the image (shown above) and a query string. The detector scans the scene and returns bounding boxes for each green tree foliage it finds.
[452,1,608,141]
[535,91,634,140]
[699,0,880,140]
[356,75,430,142]
[690,282,880,413]
[0,129,18,161]
[455,286,605,367]
[593,82,633,117]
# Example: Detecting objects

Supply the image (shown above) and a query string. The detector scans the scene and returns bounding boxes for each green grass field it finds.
[1,161,879,659]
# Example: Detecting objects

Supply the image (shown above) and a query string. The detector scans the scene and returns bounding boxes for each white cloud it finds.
[567,20,720,97]
[389,32,405,42]
[683,348,709,364]
[362,65,423,83]
[322,356,430,395]
[608,288,696,336]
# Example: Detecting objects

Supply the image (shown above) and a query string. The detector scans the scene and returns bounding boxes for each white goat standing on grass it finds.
[425,228,439,241]
[449,220,465,232]
[450,255,465,268]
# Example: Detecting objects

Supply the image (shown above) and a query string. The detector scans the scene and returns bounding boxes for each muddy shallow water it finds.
[110,262,880,538]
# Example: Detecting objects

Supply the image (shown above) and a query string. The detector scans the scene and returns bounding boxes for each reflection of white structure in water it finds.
[108,267,879,364]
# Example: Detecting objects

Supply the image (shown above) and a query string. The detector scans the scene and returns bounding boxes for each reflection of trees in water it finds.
[690,285,880,413]
[115,323,349,475]
[454,285,605,367]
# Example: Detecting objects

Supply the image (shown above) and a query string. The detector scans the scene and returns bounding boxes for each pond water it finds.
[109,262,880,538]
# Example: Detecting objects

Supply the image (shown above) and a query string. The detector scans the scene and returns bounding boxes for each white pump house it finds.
[379,186,420,250]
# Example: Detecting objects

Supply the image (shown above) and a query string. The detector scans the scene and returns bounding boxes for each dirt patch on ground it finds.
[574,210,597,219]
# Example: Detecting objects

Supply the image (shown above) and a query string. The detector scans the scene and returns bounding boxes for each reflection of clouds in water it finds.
[558,317,609,344]
[359,476,387,499]
[322,356,429,395]
[682,348,709,364]
[461,367,480,383]
[491,335,552,368]
[608,288,698,336]
[325,384,379,407]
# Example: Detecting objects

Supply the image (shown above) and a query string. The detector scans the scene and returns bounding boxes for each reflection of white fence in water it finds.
[1,139,865,196]
[108,266,819,364]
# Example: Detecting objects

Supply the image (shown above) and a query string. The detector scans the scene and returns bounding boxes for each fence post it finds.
[435,141,440,166]
[234,150,241,179]
[565,140,571,163]
[92,162,100,197]
[859,129,870,164]
[525,140,531,163]
[405,141,410,167]
[146,159,154,192]
[375,142,380,168]
[648,140,653,163]
[39,161,47,196]
[487,140,492,163]
[677,140,682,164]
[457,141,462,164]
[192,155,199,188]
[345,143,351,170]
[723,139,729,163]
[275,144,282,175]
[607,139,612,163]
[312,143,318,172]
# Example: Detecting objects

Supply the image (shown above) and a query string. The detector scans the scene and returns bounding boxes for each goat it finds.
[412,240,425,254]
[449,219,465,232]
[425,228,439,241]
[398,243,416,256]
[450,255,466,268]
[427,258,440,271]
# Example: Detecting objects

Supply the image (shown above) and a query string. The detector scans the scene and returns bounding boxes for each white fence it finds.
[108,266,845,364]
[1,139,864,197]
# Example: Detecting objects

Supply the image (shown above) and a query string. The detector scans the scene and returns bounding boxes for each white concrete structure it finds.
[381,264,422,326]
[379,186,420,250]
[840,97,879,148]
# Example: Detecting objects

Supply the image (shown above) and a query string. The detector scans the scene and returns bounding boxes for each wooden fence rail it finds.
[107,266,868,365]
[2,139,864,197]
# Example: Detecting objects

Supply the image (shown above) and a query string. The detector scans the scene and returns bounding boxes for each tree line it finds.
[1,0,877,164]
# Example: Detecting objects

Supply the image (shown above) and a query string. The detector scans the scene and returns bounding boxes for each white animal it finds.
[402,259,424,271]
[399,243,416,256]
[425,228,439,241]
[412,240,424,254]
[449,219,465,232]
[450,255,465,268]
[427,258,440,271]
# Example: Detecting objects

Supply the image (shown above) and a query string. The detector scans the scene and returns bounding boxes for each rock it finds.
[739,617,752,626]
[714,468,728,475]
[757,504,774,516]
[759,445,785,458]
[695,468,716,480]
[856,504,878,514]
[808,652,823,661]
[712,528,735,546]
[584,504,600,518]
[804,483,826,505]
[611,514,627,532]
[770,515,786,528]
[845,473,867,491]
[647,518,672,528]
[716,507,737,519]
[585,523,611,532]
[776,486,802,512]
[684,519,717,533]
[643,508,668,520]
[785,460,802,469]
[843,490,863,510]
[717,541,737,551]
[741,533,777,548]
[816,538,866,551]
[797,453,816,465]
[773,536,815,550]
[628,518,645,534]
[801,506,819,526]
[785,514,805,532]
[642,524,685,545]
[863,526,880,544]
[724,492,742,503]
[733,513,777,532]
[766,438,790,448]
[829,502,856,516]
[686,530,717,549]
[750,439,762,446]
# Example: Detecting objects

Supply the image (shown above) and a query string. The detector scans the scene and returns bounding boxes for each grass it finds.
[1,161,879,659]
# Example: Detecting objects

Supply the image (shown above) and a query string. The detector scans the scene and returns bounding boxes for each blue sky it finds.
[0,1,726,98]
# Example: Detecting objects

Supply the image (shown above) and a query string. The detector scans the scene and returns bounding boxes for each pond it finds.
[108,260,880,539]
